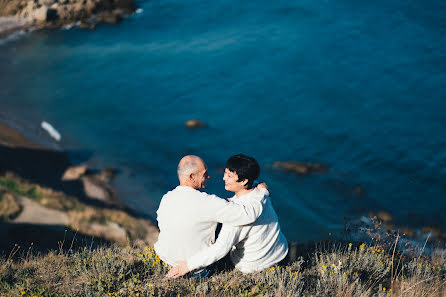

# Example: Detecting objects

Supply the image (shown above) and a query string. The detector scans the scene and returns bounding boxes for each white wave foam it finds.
[62,23,76,30]
[41,121,61,141]
[0,17,32,45]
[0,30,26,45]
[135,8,143,14]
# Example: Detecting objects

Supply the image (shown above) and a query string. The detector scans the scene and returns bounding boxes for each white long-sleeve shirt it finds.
[154,186,266,266]
[187,189,288,273]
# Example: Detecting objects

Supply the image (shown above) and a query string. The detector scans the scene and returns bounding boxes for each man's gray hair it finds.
[177,155,202,178]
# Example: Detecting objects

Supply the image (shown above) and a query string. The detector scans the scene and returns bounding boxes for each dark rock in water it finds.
[78,20,96,30]
[274,161,309,174]
[78,21,90,29]
[185,119,206,129]
[421,226,445,239]
[99,10,123,24]
[338,172,348,178]
[311,163,328,173]
[399,226,416,238]
[377,211,393,223]
[113,0,135,12]
[352,186,365,196]
[274,161,329,175]
[384,223,395,231]
[101,167,117,182]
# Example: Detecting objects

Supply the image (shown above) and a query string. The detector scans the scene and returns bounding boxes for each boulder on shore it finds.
[80,174,121,205]
[61,165,87,181]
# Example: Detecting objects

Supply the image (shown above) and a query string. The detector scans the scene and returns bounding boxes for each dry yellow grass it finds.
[0,174,444,296]
[0,242,444,297]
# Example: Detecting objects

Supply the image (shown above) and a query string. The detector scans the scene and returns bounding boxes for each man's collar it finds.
[176,185,198,191]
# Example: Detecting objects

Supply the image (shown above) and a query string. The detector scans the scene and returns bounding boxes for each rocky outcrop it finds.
[81,174,117,203]
[185,119,206,129]
[0,177,159,248]
[0,0,136,30]
[376,211,392,223]
[62,165,87,181]
[0,122,159,251]
[274,161,329,175]
[60,164,120,205]
[101,167,117,182]
[13,196,70,225]
[89,221,127,244]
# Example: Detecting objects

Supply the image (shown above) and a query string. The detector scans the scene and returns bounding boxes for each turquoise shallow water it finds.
[1,0,446,242]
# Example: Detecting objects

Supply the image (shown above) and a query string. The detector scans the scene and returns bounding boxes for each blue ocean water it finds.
[1,0,446,242]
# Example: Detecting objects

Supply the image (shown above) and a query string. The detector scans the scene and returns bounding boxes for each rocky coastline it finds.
[0,120,159,253]
[0,0,135,38]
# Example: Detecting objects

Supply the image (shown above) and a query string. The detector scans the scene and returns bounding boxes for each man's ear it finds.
[242,179,249,188]
[189,173,194,181]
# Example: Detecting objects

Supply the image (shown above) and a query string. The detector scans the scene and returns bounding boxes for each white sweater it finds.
[154,186,266,266]
[187,190,288,273]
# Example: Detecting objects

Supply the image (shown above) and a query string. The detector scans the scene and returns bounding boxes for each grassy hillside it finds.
[0,240,444,296]
[0,172,158,249]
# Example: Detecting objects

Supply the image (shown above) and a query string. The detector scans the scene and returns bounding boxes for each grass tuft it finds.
[0,241,444,296]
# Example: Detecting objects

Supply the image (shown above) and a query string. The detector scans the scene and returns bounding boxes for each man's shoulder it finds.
[159,187,186,207]
[162,187,223,203]
[163,186,196,197]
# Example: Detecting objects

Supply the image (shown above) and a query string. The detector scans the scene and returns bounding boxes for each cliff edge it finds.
[0,0,135,31]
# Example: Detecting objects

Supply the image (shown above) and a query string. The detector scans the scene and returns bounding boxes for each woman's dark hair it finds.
[225,154,260,189]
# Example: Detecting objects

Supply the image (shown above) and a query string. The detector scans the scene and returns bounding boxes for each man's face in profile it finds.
[194,164,209,189]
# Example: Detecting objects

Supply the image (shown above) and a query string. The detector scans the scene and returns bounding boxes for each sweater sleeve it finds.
[207,188,268,226]
[187,225,241,271]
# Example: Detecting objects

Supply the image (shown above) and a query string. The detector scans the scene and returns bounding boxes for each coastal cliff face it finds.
[0,122,159,252]
[0,0,135,28]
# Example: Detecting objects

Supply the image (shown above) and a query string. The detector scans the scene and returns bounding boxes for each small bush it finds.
[0,191,22,221]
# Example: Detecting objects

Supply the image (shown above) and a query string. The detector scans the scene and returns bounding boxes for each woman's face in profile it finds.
[223,168,246,193]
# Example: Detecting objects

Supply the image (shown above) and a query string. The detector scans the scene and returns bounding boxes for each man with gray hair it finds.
[154,155,267,276]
